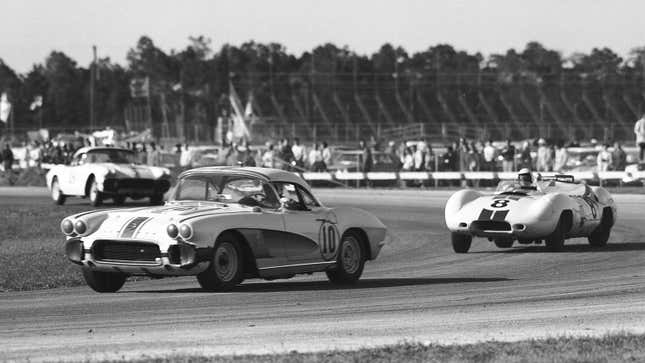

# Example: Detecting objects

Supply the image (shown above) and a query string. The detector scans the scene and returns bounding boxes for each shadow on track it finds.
[132,277,512,294]
[470,242,645,254]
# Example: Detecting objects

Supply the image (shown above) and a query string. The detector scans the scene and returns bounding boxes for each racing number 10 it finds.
[319,222,339,260]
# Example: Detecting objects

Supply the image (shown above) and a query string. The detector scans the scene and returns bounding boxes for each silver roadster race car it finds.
[445,172,617,252]
[62,167,388,292]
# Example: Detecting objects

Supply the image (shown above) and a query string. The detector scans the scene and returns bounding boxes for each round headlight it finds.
[61,219,74,235]
[74,220,87,235]
[178,224,193,240]
[167,224,179,238]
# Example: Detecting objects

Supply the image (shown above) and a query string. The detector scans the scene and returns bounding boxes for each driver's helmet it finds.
[517,168,533,186]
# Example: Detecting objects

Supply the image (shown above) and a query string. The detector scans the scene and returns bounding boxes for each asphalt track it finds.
[1,187,645,361]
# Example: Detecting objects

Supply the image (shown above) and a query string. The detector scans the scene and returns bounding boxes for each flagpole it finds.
[90,45,97,131]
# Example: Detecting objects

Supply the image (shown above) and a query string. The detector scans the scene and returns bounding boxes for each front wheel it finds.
[196,240,244,291]
[451,233,472,253]
[545,218,565,252]
[82,268,126,293]
[494,239,514,248]
[326,232,366,285]
[88,179,103,207]
[51,178,66,205]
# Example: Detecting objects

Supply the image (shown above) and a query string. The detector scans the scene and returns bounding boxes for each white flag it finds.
[244,93,254,119]
[229,82,250,139]
[0,93,11,123]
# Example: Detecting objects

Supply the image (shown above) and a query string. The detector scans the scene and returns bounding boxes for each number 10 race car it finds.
[61,167,388,292]
[445,173,617,252]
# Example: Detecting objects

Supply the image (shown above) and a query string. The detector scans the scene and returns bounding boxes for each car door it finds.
[59,153,85,196]
[274,182,336,264]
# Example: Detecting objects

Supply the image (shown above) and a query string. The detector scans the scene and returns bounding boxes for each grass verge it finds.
[0,203,89,291]
[98,333,645,363]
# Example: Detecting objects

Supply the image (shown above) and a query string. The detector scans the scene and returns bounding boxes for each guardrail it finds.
[298,170,643,187]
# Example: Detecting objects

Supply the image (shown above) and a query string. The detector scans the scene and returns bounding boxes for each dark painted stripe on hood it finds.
[478,209,493,220]
[492,210,509,221]
[120,217,150,238]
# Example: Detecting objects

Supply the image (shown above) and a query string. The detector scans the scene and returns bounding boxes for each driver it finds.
[517,168,534,188]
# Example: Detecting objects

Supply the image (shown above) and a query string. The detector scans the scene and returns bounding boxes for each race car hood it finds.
[72,202,255,241]
[94,163,169,180]
[454,192,553,224]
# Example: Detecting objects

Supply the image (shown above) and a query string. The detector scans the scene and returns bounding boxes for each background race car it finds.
[445,174,617,252]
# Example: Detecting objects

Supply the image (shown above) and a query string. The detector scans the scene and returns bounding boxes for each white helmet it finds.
[517,168,533,185]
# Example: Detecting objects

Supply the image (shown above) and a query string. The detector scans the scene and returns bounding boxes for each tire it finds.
[494,239,514,248]
[588,209,613,247]
[196,240,244,291]
[326,232,366,285]
[88,178,103,207]
[150,194,164,205]
[451,233,472,253]
[545,218,565,252]
[51,177,66,205]
[82,268,126,293]
[113,195,126,205]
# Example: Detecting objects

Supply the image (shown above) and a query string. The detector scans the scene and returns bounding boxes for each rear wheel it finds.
[51,177,66,205]
[88,178,103,207]
[150,193,164,205]
[197,240,244,291]
[113,195,126,205]
[326,232,366,285]
[82,268,126,293]
[494,239,514,248]
[451,233,472,253]
[545,218,565,252]
[588,209,613,247]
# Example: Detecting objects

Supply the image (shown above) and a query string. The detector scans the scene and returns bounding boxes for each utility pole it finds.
[90,45,97,131]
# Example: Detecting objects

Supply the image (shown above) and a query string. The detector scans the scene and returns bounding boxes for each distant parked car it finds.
[46,147,171,206]
[327,150,401,172]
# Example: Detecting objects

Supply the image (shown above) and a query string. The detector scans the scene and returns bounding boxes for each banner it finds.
[0,93,11,123]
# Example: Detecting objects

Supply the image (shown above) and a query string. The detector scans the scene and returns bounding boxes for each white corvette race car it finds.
[445,174,617,252]
[46,147,171,206]
[61,167,388,292]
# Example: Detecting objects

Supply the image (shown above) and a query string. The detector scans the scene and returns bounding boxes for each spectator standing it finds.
[536,138,551,172]
[147,142,160,166]
[291,138,304,168]
[483,140,497,171]
[458,138,470,171]
[359,140,373,173]
[412,144,424,171]
[321,141,332,169]
[309,143,325,171]
[179,144,191,168]
[2,144,14,171]
[611,141,627,171]
[423,141,435,171]
[553,142,569,172]
[401,147,414,171]
[519,141,532,170]
[500,139,516,172]
[467,141,481,171]
[262,144,275,168]
[634,114,645,161]
[242,146,256,167]
[597,144,613,172]
[279,138,293,169]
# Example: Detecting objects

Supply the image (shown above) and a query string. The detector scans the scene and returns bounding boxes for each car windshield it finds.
[85,149,136,164]
[171,174,280,209]
[495,180,542,195]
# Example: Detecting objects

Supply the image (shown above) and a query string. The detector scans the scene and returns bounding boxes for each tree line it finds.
[1,35,645,138]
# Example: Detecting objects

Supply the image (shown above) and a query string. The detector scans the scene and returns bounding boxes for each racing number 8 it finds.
[491,200,509,208]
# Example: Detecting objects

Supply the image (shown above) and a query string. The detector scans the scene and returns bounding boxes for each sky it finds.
[2,0,644,73]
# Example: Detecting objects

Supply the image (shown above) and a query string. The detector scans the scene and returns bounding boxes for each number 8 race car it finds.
[445,173,617,252]
[61,167,388,292]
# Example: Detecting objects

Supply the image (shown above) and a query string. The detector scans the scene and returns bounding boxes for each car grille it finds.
[92,240,161,263]
[470,220,511,231]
